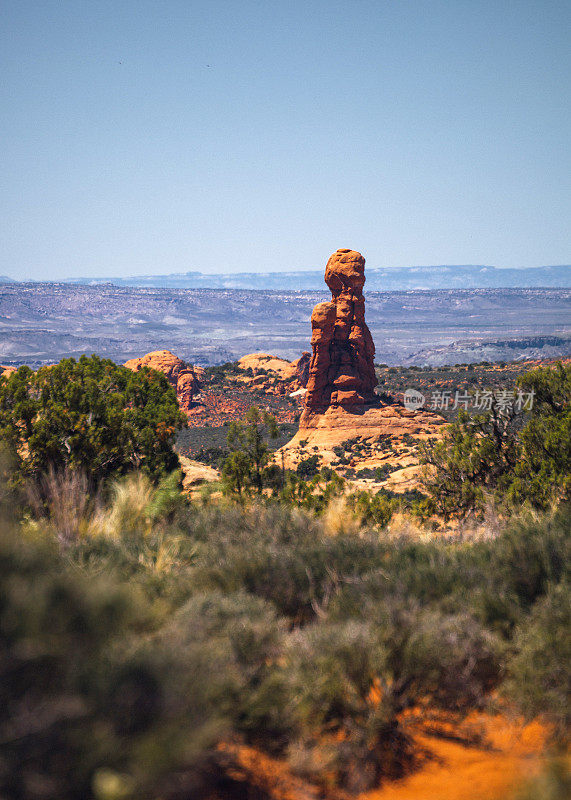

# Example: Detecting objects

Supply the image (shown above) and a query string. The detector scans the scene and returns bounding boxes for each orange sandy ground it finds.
[363,714,549,800]
[225,713,553,800]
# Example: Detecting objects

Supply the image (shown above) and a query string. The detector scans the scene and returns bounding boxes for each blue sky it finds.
[1,0,569,279]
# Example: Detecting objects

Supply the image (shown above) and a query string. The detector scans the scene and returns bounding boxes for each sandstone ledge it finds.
[278,402,446,491]
[179,455,220,497]
[238,353,297,380]
[298,402,446,435]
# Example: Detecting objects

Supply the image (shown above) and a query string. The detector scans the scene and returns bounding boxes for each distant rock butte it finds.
[123,350,203,411]
[305,249,377,412]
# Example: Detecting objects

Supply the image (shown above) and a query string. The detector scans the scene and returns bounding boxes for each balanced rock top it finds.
[324,248,366,297]
[305,249,377,410]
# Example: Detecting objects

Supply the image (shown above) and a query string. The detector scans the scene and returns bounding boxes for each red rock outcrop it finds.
[124,350,202,411]
[238,353,296,379]
[305,249,377,410]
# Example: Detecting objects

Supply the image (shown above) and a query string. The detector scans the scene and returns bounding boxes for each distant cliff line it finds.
[5,264,571,290]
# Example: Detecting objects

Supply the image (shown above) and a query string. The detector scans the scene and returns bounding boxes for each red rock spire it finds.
[305,249,377,409]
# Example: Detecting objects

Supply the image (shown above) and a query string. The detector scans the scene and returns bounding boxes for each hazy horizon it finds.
[3,262,571,284]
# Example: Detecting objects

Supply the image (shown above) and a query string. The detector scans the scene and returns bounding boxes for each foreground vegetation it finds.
[1,470,569,799]
[0,357,568,799]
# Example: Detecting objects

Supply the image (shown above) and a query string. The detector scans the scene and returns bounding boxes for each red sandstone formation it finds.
[305,249,377,409]
[236,352,312,395]
[280,251,447,488]
[124,350,201,411]
[175,370,199,410]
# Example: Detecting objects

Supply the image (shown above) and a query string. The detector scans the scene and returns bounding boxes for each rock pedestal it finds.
[305,249,377,410]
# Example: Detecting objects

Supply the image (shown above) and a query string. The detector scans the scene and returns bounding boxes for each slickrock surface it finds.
[281,404,446,489]
[124,350,202,411]
[305,249,377,411]
[238,353,297,380]
[236,352,311,395]
[295,404,446,444]
[237,352,311,387]
[178,455,219,495]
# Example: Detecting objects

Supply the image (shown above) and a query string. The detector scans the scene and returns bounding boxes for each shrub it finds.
[0,523,227,800]
[284,604,501,792]
[506,581,571,737]
[3,465,568,796]
[491,508,569,608]
[285,620,410,793]
[62,471,196,606]
[188,504,388,622]
[279,469,346,515]
[221,407,279,497]
[507,363,571,508]
[332,591,502,711]
[165,591,291,746]
[26,466,93,546]
[389,608,502,710]
[420,363,571,516]
[347,490,396,528]
[296,454,321,479]
[419,405,520,518]
[0,356,185,487]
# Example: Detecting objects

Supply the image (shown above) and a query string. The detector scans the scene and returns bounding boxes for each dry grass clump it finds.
[26,466,95,545]
[322,495,364,536]
[386,510,429,539]
[93,472,155,539]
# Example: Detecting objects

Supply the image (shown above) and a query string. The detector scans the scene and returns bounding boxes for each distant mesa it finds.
[124,350,203,412]
[56,264,571,290]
